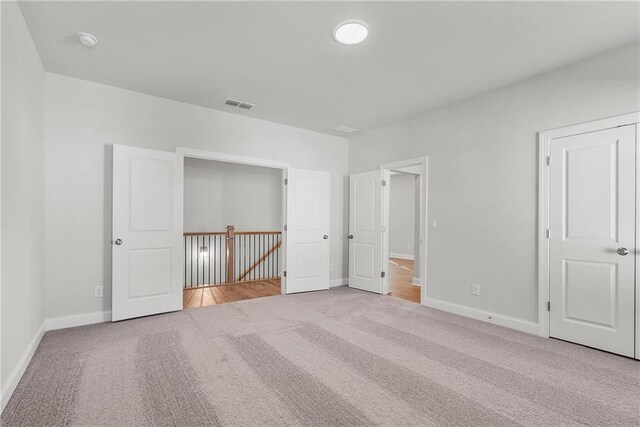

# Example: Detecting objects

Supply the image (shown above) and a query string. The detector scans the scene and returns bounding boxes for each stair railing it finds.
[184,226,281,288]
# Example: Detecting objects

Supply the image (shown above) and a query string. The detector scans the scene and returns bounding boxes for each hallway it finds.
[389,257,420,304]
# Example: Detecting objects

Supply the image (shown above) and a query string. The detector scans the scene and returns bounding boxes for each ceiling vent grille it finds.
[224,98,254,110]
[331,125,358,133]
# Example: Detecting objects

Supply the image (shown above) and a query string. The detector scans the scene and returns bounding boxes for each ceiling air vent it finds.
[224,98,254,110]
[331,125,358,134]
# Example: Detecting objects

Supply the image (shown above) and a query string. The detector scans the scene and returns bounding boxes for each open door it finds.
[285,169,331,294]
[349,170,387,294]
[112,145,183,321]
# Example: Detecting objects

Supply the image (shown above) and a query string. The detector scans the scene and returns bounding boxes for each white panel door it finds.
[549,125,636,357]
[112,145,183,321]
[285,169,330,294]
[349,170,385,294]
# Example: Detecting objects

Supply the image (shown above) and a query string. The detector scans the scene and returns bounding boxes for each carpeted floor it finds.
[2,287,639,426]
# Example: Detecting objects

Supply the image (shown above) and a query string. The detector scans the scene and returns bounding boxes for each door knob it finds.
[323,235,329,240]
[348,235,354,239]
[616,247,629,256]
[114,239,123,246]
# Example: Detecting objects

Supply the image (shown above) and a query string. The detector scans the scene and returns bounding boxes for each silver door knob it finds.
[323,235,329,239]
[114,239,123,246]
[617,247,628,256]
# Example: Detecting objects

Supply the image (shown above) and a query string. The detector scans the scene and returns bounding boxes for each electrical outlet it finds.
[471,283,480,296]
[429,218,437,229]
[94,285,104,298]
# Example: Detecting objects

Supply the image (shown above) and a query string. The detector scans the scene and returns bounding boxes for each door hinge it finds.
[284,178,288,185]
[284,225,287,231]
[381,225,386,233]
[546,156,550,166]
[283,271,287,277]
[547,301,551,311]
[382,180,386,187]
[546,229,550,239]
[381,271,386,278]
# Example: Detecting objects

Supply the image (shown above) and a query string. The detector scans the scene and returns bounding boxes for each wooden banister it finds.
[183,226,282,288]
[238,240,281,282]
[226,225,235,283]
[183,231,226,236]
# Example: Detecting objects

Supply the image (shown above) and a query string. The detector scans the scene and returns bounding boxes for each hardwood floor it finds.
[183,279,281,308]
[389,257,420,304]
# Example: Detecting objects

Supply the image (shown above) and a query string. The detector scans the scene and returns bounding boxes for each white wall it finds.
[1,0,45,397]
[350,42,640,323]
[184,158,281,232]
[389,173,415,259]
[44,72,348,319]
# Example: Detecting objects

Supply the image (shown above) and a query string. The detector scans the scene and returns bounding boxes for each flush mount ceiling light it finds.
[77,32,98,48]
[333,20,368,45]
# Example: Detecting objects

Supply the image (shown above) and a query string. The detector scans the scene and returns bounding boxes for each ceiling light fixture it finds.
[77,32,98,48]
[333,20,368,45]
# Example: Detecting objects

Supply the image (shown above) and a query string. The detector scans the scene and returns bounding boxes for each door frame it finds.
[176,147,290,295]
[537,112,640,359]
[380,156,429,305]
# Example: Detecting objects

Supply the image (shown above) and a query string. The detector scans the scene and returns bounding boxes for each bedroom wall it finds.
[349,42,640,324]
[184,158,282,232]
[1,0,46,404]
[44,72,348,319]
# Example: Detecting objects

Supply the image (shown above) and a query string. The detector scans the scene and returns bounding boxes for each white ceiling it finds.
[19,1,640,136]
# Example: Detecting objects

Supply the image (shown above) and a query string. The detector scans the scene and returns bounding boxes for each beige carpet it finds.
[2,287,639,426]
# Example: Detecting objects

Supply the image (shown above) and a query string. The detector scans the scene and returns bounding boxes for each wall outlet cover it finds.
[471,283,480,296]
[94,285,104,298]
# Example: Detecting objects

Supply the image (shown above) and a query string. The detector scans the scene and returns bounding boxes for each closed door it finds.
[285,169,331,293]
[549,125,636,357]
[112,145,183,321]
[349,170,386,294]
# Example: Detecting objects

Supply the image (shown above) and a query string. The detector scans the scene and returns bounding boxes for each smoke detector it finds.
[224,98,255,110]
[77,32,98,48]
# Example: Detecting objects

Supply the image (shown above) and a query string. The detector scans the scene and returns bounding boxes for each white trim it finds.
[177,147,290,296]
[176,147,291,170]
[537,113,640,350]
[636,123,640,360]
[389,252,414,260]
[380,156,428,306]
[1,322,45,411]
[45,311,112,331]
[2,311,113,410]
[424,297,538,335]
[411,277,421,286]
[330,278,348,288]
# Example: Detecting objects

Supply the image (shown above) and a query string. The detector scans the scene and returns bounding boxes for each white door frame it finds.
[176,147,290,295]
[380,156,429,305]
[537,112,640,359]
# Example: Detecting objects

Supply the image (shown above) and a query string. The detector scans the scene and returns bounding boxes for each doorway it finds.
[348,156,428,303]
[182,158,283,308]
[538,112,640,359]
[387,171,420,304]
[111,145,332,321]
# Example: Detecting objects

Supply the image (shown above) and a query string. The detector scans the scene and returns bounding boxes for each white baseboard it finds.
[390,253,414,260]
[423,297,538,335]
[45,310,112,331]
[411,277,421,286]
[1,321,46,412]
[1,310,112,411]
[330,278,348,288]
